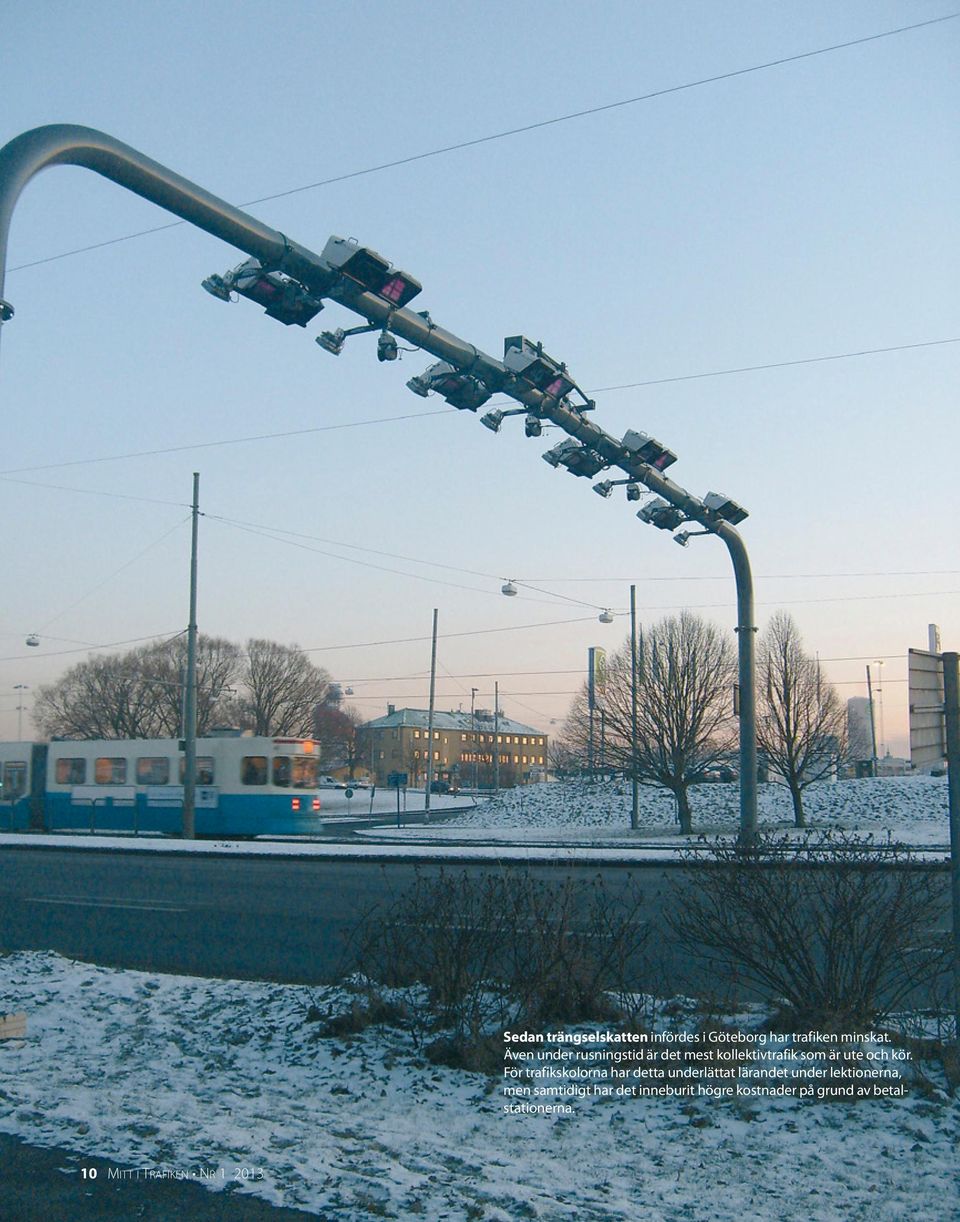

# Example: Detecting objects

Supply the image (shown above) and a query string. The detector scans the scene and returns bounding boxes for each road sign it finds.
[387,772,408,788]
[909,648,946,770]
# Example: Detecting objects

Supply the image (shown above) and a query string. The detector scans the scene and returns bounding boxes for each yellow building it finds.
[358,705,548,789]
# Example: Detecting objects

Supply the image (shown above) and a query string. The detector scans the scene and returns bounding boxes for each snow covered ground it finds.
[388,774,954,848]
[1,951,958,1221]
[1,775,957,1219]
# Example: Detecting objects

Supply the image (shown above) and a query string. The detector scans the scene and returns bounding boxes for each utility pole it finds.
[470,686,478,792]
[866,665,879,778]
[424,608,438,819]
[630,586,639,830]
[493,682,500,794]
[941,652,960,1046]
[182,472,199,839]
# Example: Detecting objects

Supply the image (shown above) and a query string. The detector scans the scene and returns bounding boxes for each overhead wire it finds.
[34,516,191,633]
[0,630,184,664]
[6,12,957,274]
[0,13,954,664]
[0,329,954,485]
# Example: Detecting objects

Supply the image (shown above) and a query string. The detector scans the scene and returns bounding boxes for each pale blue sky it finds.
[1,1,957,751]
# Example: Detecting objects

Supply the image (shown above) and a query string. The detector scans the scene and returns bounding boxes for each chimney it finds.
[387,704,395,716]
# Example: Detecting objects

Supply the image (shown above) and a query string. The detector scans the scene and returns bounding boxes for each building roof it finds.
[361,707,544,736]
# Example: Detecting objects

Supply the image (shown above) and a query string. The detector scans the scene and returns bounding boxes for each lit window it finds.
[137,757,170,785]
[56,758,86,785]
[95,757,127,784]
[291,756,318,788]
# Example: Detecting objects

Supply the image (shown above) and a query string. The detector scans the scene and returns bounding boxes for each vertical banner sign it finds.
[588,647,607,711]
[909,648,946,770]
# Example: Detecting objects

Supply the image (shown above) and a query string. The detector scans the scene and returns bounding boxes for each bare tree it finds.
[34,634,326,741]
[757,611,847,828]
[35,652,163,740]
[560,612,736,832]
[143,634,242,736]
[313,701,364,775]
[239,639,332,737]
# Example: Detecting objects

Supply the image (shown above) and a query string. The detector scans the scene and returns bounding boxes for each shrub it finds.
[668,834,949,1031]
[347,868,651,1070]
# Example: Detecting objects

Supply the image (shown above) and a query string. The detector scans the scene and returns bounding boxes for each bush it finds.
[668,834,949,1031]
[347,868,651,1070]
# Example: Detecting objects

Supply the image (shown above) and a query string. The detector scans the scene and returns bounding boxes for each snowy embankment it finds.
[2,951,958,1222]
[413,775,953,847]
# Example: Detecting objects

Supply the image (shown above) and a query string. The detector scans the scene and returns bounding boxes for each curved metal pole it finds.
[718,523,758,845]
[0,124,329,317]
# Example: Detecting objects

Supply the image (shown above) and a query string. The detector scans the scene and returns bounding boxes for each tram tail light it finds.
[291,797,301,811]
[312,797,321,812]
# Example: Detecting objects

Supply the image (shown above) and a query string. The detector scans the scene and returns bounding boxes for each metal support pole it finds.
[182,472,199,839]
[494,682,500,794]
[470,687,478,793]
[941,651,960,1043]
[866,665,879,777]
[0,126,329,317]
[630,585,639,830]
[717,526,758,845]
[424,608,438,819]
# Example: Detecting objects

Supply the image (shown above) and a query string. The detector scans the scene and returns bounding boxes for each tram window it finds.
[55,758,87,785]
[95,757,127,784]
[241,756,268,786]
[179,756,215,785]
[291,756,318,788]
[2,762,26,800]
[273,756,291,787]
[137,757,170,785]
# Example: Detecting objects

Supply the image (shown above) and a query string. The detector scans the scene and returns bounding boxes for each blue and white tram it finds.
[0,736,326,837]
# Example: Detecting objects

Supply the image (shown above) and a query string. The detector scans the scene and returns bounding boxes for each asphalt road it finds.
[0,845,951,998]
[0,847,685,987]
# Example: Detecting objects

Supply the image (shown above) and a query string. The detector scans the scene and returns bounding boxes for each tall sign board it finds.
[909,648,946,770]
[587,647,607,711]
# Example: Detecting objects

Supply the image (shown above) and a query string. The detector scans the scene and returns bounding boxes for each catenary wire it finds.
[36,516,190,632]
[6,13,957,273]
[0,332,955,480]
